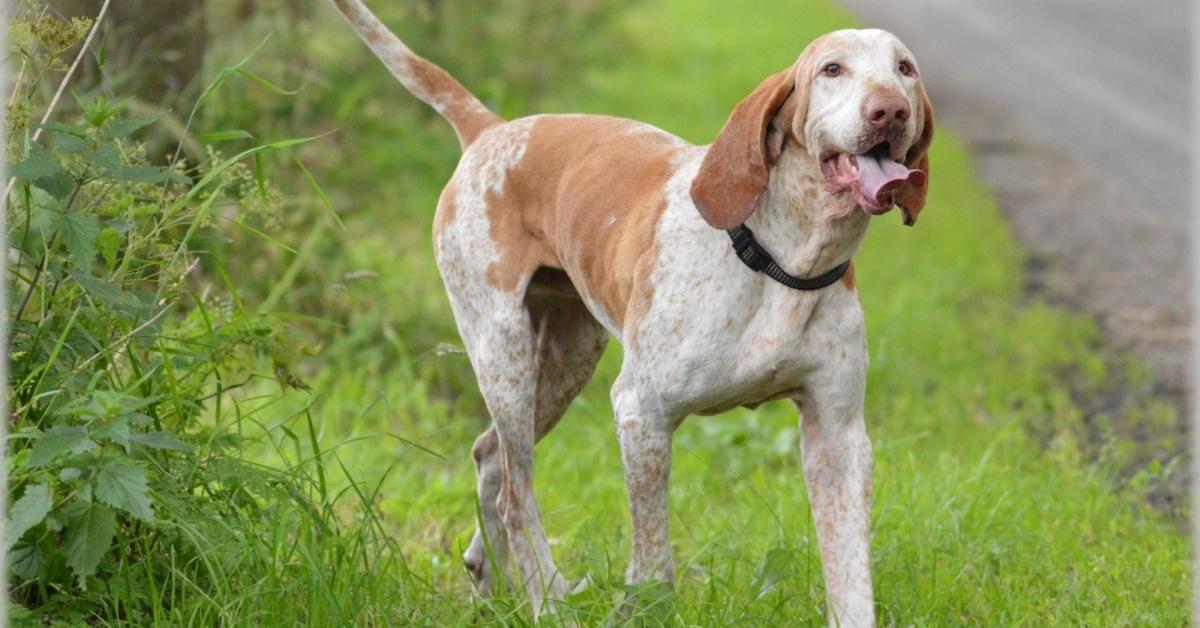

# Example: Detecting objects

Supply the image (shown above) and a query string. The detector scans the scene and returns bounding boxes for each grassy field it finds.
[201,0,1191,624]
[12,0,1185,624]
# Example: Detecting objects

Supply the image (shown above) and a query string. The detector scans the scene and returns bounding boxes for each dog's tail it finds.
[329,0,503,149]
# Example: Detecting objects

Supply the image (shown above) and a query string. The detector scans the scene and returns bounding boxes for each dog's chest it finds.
[635,280,859,416]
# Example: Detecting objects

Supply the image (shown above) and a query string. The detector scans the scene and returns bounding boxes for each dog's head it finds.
[690,29,934,229]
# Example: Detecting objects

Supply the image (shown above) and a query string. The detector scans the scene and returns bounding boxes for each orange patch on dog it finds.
[482,116,681,333]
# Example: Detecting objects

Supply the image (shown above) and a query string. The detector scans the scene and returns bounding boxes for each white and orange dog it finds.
[331,1,933,625]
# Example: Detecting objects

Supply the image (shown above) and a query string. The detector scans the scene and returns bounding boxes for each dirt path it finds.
[840,0,1191,404]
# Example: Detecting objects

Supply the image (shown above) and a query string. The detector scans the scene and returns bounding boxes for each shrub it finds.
[3,8,403,624]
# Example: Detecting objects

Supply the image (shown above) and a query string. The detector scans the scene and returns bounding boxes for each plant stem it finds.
[13,232,56,322]
[1,0,112,211]
[12,176,83,321]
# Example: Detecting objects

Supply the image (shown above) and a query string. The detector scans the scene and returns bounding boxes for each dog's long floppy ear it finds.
[690,69,796,230]
[895,81,934,226]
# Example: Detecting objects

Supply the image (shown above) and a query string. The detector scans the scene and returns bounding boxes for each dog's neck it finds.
[742,147,871,278]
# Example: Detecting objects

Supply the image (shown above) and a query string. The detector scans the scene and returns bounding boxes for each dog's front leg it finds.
[612,377,676,596]
[795,385,875,628]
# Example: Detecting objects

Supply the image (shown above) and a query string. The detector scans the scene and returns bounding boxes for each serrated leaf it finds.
[11,145,62,180]
[95,460,154,522]
[38,121,87,137]
[96,227,123,270]
[129,431,194,453]
[34,172,76,199]
[7,484,52,549]
[97,417,131,451]
[197,129,253,142]
[40,122,91,153]
[27,425,89,468]
[54,211,100,267]
[54,133,91,154]
[83,143,121,175]
[9,540,44,579]
[69,269,141,310]
[751,548,797,599]
[108,114,162,137]
[64,501,116,586]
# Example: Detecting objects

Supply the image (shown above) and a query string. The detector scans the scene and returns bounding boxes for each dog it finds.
[330,1,933,625]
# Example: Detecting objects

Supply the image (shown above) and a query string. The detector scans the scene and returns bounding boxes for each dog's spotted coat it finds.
[331,2,934,625]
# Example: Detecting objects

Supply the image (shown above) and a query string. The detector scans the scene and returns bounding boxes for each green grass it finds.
[183,0,1188,624]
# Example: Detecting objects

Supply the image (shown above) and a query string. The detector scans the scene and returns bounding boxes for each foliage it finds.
[3,5,402,624]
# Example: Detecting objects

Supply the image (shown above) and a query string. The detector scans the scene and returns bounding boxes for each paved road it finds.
[841,0,1192,398]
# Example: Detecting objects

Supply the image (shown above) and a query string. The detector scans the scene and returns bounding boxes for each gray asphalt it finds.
[841,0,1192,398]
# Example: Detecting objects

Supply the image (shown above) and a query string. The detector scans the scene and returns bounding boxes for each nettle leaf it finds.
[56,134,91,154]
[64,501,117,586]
[79,95,129,128]
[27,425,91,468]
[54,211,100,268]
[69,269,141,311]
[34,172,76,200]
[11,144,63,180]
[41,123,92,154]
[751,548,797,599]
[130,431,194,453]
[37,121,88,138]
[9,539,44,579]
[83,143,121,175]
[97,417,131,451]
[8,483,53,549]
[96,227,123,270]
[95,460,154,522]
[108,114,162,137]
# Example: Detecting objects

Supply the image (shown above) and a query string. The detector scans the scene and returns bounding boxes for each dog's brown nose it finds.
[863,90,910,128]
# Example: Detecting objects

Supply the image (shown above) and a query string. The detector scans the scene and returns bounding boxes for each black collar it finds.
[727,224,850,291]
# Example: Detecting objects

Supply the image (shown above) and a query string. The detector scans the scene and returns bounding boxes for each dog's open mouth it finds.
[820,142,927,214]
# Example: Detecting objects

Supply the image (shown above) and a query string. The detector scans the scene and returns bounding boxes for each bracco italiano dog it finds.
[330,1,933,625]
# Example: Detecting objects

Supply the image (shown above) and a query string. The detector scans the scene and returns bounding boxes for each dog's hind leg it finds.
[463,426,510,595]
[455,301,567,614]
[461,270,608,600]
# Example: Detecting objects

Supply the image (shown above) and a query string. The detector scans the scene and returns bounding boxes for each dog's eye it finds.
[898,60,915,76]
[822,63,842,77]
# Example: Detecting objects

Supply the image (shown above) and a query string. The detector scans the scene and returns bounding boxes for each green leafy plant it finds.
[2,6,368,623]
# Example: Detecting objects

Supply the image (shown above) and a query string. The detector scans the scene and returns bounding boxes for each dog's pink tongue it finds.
[856,152,926,210]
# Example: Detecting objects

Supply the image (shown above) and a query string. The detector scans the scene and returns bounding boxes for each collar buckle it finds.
[725,224,851,291]
[729,225,769,271]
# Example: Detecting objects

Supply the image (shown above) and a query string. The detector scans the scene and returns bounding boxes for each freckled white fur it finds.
[338,7,913,623]
[448,120,879,626]
[805,29,923,162]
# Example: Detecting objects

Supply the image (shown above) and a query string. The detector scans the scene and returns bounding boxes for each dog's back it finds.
[438,114,694,336]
